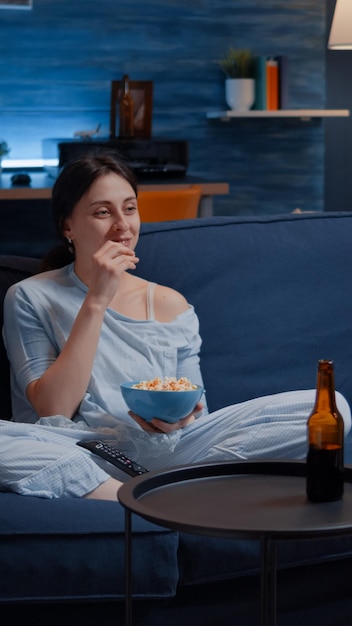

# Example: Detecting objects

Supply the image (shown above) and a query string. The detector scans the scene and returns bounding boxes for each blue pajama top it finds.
[3,263,205,427]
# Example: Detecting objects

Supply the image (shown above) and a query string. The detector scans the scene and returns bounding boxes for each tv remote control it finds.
[77,440,149,477]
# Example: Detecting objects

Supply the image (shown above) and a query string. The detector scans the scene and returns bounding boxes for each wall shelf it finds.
[206,109,350,121]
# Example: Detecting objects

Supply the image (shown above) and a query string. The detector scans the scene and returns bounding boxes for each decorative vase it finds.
[225,78,255,111]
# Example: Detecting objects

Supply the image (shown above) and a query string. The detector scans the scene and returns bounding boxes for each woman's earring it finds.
[67,237,74,254]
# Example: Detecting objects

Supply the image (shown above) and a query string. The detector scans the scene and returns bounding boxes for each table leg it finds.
[125,509,133,626]
[260,536,277,626]
[198,195,213,217]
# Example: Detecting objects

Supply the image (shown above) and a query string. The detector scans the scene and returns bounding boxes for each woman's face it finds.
[63,172,140,264]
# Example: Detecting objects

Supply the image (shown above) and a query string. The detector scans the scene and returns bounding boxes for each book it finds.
[276,55,289,109]
[253,56,267,110]
[266,58,279,110]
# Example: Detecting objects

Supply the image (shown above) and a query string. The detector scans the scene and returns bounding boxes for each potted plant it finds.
[0,140,10,173]
[218,48,255,111]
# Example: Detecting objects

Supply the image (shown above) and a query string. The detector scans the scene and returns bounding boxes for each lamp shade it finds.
[328,0,352,49]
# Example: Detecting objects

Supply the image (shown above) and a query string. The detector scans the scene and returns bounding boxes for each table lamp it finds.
[328,0,352,49]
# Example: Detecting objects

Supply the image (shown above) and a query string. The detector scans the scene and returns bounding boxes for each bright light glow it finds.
[2,158,59,169]
[328,0,352,49]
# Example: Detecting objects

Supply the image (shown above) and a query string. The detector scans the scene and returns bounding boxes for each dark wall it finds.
[0,0,330,215]
[325,0,352,212]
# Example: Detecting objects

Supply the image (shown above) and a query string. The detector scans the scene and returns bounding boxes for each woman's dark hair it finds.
[40,151,138,271]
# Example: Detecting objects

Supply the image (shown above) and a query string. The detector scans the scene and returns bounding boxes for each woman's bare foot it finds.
[84,477,122,501]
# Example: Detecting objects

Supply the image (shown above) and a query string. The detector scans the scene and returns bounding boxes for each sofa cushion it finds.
[0,492,179,602]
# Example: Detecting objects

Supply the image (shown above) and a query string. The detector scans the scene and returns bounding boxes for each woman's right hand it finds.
[88,241,139,307]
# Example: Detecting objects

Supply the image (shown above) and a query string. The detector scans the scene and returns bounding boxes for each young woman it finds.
[1,153,350,501]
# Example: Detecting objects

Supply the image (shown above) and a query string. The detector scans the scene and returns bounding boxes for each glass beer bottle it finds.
[119,74,134,138]
[306,359,344,502]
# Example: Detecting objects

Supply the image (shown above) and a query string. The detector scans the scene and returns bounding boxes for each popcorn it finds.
[132,376,197,391]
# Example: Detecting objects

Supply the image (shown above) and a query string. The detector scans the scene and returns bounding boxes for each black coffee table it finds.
[118,460,352,626]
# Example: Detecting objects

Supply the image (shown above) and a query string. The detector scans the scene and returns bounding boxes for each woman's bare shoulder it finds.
[153,283,189,322]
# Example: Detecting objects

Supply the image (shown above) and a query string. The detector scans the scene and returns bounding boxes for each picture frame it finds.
[0,0,32,8]
[110,80,153,139]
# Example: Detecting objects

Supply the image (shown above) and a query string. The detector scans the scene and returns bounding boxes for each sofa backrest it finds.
[1,213,352,420]
[0,256,41,418]
[134,213,352,412]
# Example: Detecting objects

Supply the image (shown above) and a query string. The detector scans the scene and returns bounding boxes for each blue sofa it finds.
[2,212,352,625]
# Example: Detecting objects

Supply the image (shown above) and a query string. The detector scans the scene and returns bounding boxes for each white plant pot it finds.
[225,78,255,111]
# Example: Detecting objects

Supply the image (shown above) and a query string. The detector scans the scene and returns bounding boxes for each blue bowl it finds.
[120,381,204,423]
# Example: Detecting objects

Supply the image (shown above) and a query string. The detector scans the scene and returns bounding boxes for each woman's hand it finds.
[128,402,203,434]
[88,240,139,308]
